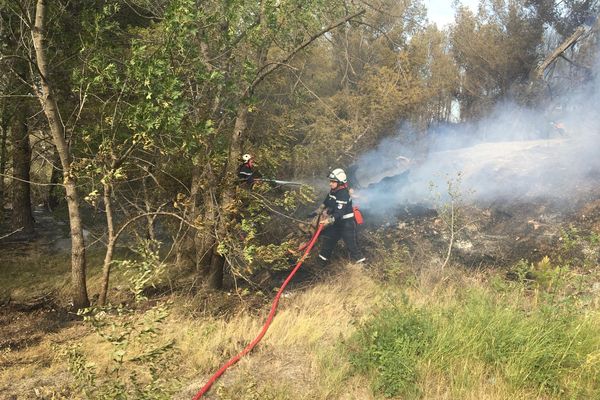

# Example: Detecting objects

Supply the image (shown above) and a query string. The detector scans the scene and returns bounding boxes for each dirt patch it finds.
[365,187,600,271]
[579,199,600,233]
[0,297,76,354]
[0,295,83,399]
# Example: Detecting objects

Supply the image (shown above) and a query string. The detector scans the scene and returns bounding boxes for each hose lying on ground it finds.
[192,224,325,399]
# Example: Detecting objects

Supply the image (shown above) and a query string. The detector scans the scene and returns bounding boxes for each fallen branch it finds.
[0,227,24,240]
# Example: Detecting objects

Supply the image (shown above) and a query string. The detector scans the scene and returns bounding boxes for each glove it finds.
[320,216,335,227]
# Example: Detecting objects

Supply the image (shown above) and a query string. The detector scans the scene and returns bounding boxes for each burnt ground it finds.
[0,297,76,353]
[362,181,600,272]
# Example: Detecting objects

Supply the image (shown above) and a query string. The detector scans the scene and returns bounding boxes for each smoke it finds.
[353,53,600,215]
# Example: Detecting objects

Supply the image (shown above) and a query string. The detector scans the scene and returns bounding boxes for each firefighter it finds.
[237,153,259,188]
[316,168,365,266]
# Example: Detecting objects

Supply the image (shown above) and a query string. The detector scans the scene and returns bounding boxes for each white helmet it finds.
[328,168,347,183]
[242,153,252,162]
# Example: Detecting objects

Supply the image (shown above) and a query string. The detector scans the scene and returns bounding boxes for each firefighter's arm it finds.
[319,212,334,226]
[308,204,325,218]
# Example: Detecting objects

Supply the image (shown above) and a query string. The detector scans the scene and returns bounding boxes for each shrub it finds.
[348,305,434,398]
[66,304,179,399]
[347,288,600,398]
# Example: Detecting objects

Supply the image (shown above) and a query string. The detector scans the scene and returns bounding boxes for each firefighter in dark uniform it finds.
[317,168,366,265]
[237,153,257,188]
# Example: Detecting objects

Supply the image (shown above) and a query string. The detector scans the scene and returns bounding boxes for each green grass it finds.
[348,286,600,399]
[0,247,72,301]
[0,246,125,304]
[349,305,433,398]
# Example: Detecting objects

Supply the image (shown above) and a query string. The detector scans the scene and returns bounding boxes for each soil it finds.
[363,184,600,271]
[0,298,75,354]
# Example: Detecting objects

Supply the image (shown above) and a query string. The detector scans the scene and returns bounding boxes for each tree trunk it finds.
[176,164,202,269]
[207,246,224,289]
[10,102,35,235]
[142,174,157,243]
[196,185,218,280]
[4,32,34,232]
[0,116,8,218]
[45,149,62,210]
[533,26,587,80]
[99,182,115,306]
[186,88,224,274]
[206,103,249,289]
[197,186,217,270]
[32,0,89,309]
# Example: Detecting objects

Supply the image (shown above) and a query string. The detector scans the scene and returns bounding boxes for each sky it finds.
[425,0,480,27]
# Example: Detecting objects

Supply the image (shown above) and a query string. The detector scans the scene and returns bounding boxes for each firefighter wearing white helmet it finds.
[328,168,347,183]
[237,153,258,187]
[317,168,365,265]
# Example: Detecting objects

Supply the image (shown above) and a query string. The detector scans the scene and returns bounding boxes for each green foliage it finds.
[115,240,165,302]
[560,226,581,252]
[349,304,434,398]
[67,303,179,399]
[588,231,600,246]
[554,225,600,269]
[231,184,316,276]
[511,256,570,293]
[348,289,600,398]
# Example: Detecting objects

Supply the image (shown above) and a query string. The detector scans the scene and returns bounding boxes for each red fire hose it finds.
[192,224,325,399]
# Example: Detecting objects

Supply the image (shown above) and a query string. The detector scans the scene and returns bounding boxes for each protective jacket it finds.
[237,162,255,186]
[318,183,364,264]
[323,183,355,224]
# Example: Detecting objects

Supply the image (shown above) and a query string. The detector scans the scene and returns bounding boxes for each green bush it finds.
[66,304,179,399]
[347,289,600,399]
[349,305,434,398]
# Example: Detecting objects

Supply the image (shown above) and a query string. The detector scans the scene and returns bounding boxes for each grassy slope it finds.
[1,251,599,399]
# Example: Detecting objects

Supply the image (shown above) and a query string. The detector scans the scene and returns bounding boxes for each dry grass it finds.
[0,323,87,399]
[0,246,115,305]
[171,263,382,399]
[2,256,599,399]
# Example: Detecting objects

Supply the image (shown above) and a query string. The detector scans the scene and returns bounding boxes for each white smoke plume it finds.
[352,53,600,215]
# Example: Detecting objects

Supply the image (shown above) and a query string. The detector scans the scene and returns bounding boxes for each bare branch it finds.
[0,227,24,240]
[533,26,587,80]
[0,172,62,186]
[247,9,366,96]
[113,211,201,245]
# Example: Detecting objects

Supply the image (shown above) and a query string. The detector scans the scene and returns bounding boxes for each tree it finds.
[30,0,89,308]
[0,109,6,217]
[1,3,36,236]
[141,0,368,289]
[450,0,545,118]
[265,0,443,174]
[9,95,34,236]
[210,5,367,288]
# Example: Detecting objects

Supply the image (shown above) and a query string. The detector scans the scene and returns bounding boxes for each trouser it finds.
[318,218,363,265]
